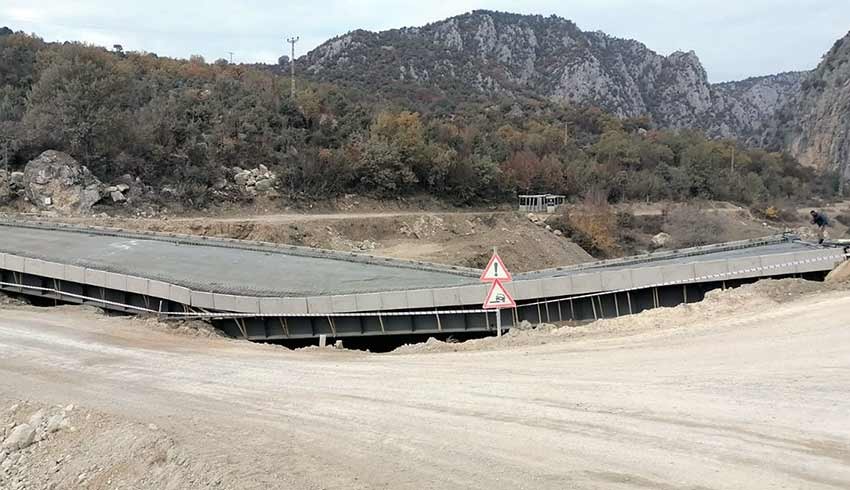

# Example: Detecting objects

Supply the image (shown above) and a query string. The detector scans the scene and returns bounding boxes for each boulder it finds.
[234,171,251,187]
[110,190,127,203]
[254,178,275,193]
[10,171,25,189]
[45,414,69,434]
[2,424,35,451]
[23,150,102,215]
[651,232,672,249]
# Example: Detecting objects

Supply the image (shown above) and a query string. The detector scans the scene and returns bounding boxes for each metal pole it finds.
[496,309,502,337]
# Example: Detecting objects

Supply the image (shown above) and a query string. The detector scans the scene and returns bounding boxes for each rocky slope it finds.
[303,10,802,141]
[786,31,850,180]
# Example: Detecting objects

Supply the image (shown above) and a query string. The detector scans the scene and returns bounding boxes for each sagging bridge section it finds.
[0,219,846,341]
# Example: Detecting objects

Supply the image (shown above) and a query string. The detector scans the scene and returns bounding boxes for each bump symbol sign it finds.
[482,280,516,309]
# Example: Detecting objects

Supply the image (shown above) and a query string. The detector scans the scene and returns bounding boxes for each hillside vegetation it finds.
[0,29,836,209]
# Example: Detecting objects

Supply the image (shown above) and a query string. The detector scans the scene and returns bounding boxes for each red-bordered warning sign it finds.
[482,280,516,309]
[480,252,512,283]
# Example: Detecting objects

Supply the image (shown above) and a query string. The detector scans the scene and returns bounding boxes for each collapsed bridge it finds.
[0,219,846,341]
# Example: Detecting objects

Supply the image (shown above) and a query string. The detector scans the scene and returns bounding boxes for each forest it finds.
[0,29,838,208]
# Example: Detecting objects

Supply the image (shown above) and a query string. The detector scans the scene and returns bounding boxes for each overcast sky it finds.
[3,0,849,82]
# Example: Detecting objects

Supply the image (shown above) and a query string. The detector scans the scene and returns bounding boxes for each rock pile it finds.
[1,402,73,487]
[232,165,278,196]
[527,213,564,238]
[104,183,130,203]
[651,232,672,249]
[0,169,25,205]
[399,215,446,239]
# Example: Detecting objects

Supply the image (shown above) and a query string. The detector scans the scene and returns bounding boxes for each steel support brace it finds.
[233,318,247,339]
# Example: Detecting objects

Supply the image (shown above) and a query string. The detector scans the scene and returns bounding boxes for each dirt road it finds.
[1,286,849,489]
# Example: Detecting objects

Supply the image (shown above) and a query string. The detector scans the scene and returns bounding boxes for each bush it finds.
[662,206,726,248]
[751,204,799,223]
[550,200,619,258]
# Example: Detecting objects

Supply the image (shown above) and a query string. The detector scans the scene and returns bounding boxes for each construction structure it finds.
[0,219,846,341]
[518,194,566,213]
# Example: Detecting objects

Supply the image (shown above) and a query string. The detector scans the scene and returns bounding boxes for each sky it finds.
[2,0,849,82]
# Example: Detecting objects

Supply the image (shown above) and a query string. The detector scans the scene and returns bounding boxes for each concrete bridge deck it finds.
[0,219,846,340]
[0,221,476,296]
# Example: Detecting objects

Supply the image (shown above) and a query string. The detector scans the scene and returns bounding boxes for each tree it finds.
[23,44,132,167]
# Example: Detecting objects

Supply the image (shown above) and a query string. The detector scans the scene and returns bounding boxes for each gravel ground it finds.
[0,281,849,489]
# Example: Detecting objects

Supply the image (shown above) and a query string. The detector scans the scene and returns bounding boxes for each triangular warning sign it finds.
[482,280,516,309]
[480,252,512,283]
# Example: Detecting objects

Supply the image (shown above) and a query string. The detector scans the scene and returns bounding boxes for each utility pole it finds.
[286,36,299,98]
[228,51,234,64]
[730,145,736,173]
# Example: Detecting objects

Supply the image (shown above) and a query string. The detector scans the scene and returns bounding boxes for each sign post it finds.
[481,248,515,337]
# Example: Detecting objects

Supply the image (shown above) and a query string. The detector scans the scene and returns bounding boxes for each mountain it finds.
[302,10,802,144]
[786,31,850,181]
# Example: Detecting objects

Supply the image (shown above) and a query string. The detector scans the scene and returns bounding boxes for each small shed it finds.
[518,194,566,213]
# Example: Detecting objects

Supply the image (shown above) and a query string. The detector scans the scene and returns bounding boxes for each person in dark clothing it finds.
[810,210,829,244]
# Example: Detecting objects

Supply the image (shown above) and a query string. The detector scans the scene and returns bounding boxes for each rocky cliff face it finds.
[786,32,850,178]
[705,72,806,146]
[303,10,800,140]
